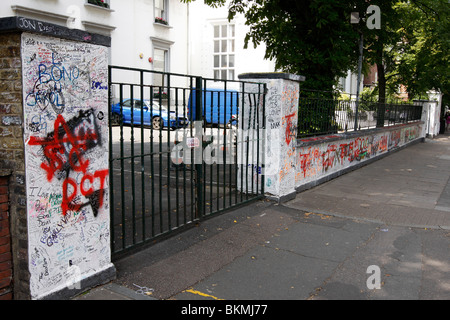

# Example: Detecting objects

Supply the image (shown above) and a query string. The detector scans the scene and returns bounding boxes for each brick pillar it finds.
[0,174,13,300]
[0,31,28,300]
[0,17,115,300]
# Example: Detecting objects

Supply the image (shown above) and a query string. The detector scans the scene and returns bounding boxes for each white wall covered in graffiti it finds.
[237,75,301,199]
[237,75,424,201]
[296,124,424,189]
[21,32,112,299]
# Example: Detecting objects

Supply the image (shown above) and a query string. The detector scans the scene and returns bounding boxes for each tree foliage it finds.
[183,0,363,95]
[182,0,449,102]
[230,0,363,95]
[392,0,449,99]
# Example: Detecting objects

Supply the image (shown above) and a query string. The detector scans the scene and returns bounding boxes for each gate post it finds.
[194,77,204,218]
[238,73,305,202]
[0,17,115,300]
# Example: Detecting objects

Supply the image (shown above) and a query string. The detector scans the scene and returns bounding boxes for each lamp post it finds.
[355,29,364,131]
[351,5,381,131]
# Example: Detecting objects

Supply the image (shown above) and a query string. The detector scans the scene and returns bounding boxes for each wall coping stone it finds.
[297,121,425,148]
[0,16,111,47]
[239,72,306,83]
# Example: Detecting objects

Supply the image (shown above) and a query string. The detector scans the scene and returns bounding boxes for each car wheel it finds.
[152,116,163,130]
[112,113,123,125]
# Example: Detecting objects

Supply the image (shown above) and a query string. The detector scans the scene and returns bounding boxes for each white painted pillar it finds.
[238,73,305,202]
[20,26,115,299]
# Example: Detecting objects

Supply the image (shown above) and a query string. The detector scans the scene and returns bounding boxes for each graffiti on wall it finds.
[296,125,421,186]
[22,33,111,299]
[28,109,108,217]
[278,84,298,192]
[247,79,300,197]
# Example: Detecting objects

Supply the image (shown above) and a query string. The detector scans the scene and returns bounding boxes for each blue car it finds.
[111,99,189,130]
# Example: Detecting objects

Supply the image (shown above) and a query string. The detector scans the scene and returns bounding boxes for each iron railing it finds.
[108,65,266,258]
[298,95,423,139]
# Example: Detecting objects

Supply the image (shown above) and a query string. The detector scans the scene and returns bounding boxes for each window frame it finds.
[213,23,236,81]
[152,41,171,95]
[154,0,169,25]
[86,0,110,9]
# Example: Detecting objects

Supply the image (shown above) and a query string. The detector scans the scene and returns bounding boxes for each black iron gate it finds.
[108,66,266,258]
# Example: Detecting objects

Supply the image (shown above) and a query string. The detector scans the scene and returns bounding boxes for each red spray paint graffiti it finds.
[284,112,296,145]
[28,109,108,217]
[297,135,392,179]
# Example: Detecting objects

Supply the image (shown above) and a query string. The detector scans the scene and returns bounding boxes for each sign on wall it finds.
[21,32,112,299]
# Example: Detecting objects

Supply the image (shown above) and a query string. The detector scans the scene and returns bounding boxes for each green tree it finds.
[355,0,449,103]
[392,0,449,100]
[237,0,362,96]
[183,0,363,96]
[183,0,449,105]
[358,1,400,103]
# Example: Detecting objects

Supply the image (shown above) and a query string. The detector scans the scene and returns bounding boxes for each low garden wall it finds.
[295,122,425,194]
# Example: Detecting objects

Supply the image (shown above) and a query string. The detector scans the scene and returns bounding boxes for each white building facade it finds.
[0,0,274,300]
[187,0,275,81]
[0,0,274,80]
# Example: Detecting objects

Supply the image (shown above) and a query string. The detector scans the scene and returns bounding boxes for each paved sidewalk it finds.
[73,133,450,300]
[286,133,450,230]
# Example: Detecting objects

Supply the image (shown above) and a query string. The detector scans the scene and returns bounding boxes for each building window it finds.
[155,0,168,25]
[87,0,110,9]
[213,24,235,81]
[153,47,169,93]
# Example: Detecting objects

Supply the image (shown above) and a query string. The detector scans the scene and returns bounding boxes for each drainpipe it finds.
[187,2,191,75]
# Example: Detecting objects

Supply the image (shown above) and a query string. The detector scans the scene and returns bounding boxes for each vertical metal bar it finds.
[245,91,251,200]
[140,71,146,242]
[223,81,227,210]
[158,84,163,234]
[216,88,220,211]
[209,90,213,213]
[203,79,207,216]
[167,74,172,230]
[119,84,126,250]
[150,85,155,237]
[108,66,115,254]
[195,76,204,219]
[182,87,187,225]
[175,87,180,227]
[228,91,233,207]
[240,82,245,202]
[249,93,255,198]
[130,84,136,245]
[189,77,195,222]
[234,90,239,205]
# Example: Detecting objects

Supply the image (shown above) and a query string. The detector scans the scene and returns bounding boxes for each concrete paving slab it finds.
[73,283,156,300]
[72,134,450,301]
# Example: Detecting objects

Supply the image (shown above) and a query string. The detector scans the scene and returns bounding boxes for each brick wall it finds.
[0,175,12,300]
[0,32,29,299]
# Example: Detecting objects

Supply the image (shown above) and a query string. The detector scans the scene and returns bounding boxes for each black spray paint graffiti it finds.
[28,109,108,217]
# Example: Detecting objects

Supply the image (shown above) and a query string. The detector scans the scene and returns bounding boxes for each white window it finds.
[87,0,110,9]
[154,48,168,73]
[153,47,169,93]
[151,37,173,94]
[213,24,235,81]
[154,0,168,25]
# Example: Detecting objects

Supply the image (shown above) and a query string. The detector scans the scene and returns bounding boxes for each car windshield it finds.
[143,100,168,112]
